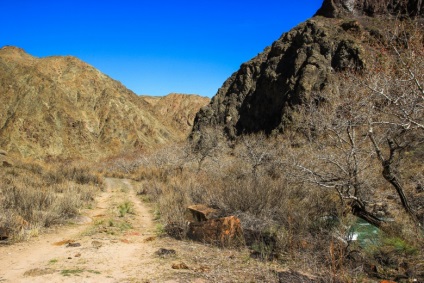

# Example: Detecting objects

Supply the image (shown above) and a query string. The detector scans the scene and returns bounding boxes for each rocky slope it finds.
[141,93,209,139]
[191,0,423,139]
[315,0,424,17]
[0,47,203,159]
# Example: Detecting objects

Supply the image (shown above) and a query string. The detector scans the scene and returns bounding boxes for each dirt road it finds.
[0,178,193,283]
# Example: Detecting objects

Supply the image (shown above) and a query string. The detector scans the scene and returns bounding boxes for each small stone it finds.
[66,242,81,248]
[74,253,81,257]
[91,241,102,249]
[143,236,156,242]
[155,248,176,258]
[171,262,189,270]
[194,265,211,273]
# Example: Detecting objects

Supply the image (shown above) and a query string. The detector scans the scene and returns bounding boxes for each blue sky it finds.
[1,1,323,97]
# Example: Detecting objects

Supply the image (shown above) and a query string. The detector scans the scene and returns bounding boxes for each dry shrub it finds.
[128,129,423,280]
[0,160,101,241]
[132,138,345,271]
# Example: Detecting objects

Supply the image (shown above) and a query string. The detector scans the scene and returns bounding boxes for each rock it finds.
[66,242,81,247]
[277,269,325,283]
[315,0,424,18]
[186,204,220,222]
[0,149,7,156]
[191,18,366,140]
[143,236,156,242]
[187,216,244,246]
[74,253,81,257]
[190,0,424,144]
[171,262,190,270]
[91,240,102,249]
[155,248,177,258]
[194,265,211,273]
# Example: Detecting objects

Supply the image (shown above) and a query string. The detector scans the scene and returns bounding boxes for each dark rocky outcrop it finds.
[316,0,424,18]
[315,0,424,18]
[191,18,366,139]
[191,0,423,140]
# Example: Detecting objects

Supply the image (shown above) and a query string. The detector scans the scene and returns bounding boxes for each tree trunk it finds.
[382,159,419,224]
[350,200,384,228]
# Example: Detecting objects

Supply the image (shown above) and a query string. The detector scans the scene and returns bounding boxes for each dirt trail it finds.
[0,178,191,283]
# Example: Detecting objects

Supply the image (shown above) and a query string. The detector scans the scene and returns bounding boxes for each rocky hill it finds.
[141,93,209,138]
[316,0,424,17]
[191,0,424,139]
[0,47,204,159]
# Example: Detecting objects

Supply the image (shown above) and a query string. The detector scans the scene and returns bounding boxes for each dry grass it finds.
[98,132,423,281]
[0,159,103,242]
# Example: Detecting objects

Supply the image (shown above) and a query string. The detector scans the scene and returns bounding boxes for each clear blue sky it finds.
[1,0,323,97]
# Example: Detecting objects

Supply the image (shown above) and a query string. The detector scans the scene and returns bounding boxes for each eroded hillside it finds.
[0,47,205,159]
[141,93,209,139]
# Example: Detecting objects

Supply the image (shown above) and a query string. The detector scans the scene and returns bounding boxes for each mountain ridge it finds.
[0,46,207,159]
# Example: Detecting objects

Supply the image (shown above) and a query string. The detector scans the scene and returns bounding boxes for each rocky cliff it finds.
[0,47,203,159]
[315,0,424,18]
[191,0,423,140]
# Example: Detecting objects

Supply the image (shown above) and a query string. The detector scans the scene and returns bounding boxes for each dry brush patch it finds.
[0,159,103,242]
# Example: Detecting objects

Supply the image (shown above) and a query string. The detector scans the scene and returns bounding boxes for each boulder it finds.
[187,215,244,246]
[186,204,220,222]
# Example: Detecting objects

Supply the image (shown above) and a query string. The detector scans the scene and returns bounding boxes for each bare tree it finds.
[190,126,227,172]
[294,20,423,228]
